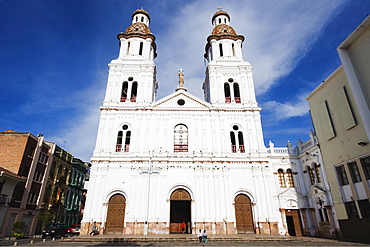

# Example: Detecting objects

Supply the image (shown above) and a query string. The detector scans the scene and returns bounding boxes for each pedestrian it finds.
[202,229,208,245]
[198,229,203,242]
[181,222,186,233]
[90,221,98,236]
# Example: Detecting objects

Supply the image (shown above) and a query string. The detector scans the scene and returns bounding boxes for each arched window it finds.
[230,125,245,153]
[286,169,294,187]
[131,82,138,102]
[219,43,223,57]
[238,132,245,153]
[233,83,241,103]
[127,42,130,55]
[224,83,231,103]
[278,169,286,187]
[139,42,143,55]
[307,166,315,185]
[116,125,131,152]
[121,82,128,102]
[141,16,144,22]
[174,124,188,152]
[317,199,329,222]
[230,132,236,153]
[314,163,321,183]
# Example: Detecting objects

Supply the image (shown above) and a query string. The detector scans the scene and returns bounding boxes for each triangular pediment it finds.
[152,89,211,110]
[308,184,327,196]
[278,187,302,198]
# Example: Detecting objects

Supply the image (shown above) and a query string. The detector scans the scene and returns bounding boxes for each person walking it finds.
[198,229,203,242]
[90,221,98,236]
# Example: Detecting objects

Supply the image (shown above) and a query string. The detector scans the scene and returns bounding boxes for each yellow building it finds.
[307,16,370,243]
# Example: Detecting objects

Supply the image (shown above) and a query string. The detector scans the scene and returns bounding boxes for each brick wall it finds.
[0,131,30,174]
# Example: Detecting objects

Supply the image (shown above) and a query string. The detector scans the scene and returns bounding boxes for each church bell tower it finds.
[103,8,157,107]
[203,10,258,109]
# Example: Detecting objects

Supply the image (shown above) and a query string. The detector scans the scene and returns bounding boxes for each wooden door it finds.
[105,194,126,234]
[235,194,254,233]
[170,189,191,234]
[285,209,302,236]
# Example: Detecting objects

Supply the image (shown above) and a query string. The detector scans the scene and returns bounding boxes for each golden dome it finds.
[212,10,230,23]
[125,22,151,34]
[211,24,237,36]
[132,8,151,22]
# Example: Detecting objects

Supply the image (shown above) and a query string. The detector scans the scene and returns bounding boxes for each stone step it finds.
[61,234,332,243]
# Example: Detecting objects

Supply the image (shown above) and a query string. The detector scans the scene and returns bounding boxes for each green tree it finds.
[36,210,55,228]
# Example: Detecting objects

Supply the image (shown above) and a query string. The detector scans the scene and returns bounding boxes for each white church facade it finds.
[81,9,340,237]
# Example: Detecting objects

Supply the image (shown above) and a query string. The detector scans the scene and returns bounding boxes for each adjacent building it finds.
[0,130,53,237]
[65,158,90,226]
[41,143,73,228]
[307,16,370,242]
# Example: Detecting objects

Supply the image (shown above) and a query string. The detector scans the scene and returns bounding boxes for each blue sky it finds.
[1,0,369,161]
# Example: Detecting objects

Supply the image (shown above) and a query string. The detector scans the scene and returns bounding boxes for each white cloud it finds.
[262,93,310,122]
[155,0,347,97]
[48,71,106,161]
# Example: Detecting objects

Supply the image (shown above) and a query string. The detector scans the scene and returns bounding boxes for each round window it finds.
[177,99,185,106]
[233,125,239,130]
[122,125,128,130]
[228,78,234,83]
[128,77,133,81]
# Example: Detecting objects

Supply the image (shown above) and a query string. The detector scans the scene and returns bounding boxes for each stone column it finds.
[309,208,319,236]
[300,208,310,236]
[325,206,337,239]
[279,208,287,234]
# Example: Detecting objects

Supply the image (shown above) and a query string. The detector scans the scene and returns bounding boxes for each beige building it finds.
[307,16,370,242]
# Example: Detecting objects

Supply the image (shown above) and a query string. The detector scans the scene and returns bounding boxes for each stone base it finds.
[80,221,280,235]
[257,222,279,235]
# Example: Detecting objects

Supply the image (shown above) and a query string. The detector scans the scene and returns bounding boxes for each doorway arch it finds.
[170,189,191,234]
[234,194,254,233]
[105,194,126,234]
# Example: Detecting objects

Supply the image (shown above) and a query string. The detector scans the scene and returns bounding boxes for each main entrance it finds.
[170,189,191,234]
[105,194,126,234]
[234,194,254,233]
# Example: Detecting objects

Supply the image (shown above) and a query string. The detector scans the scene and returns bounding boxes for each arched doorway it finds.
[234,194,254,233]
[105,194,126,234]
[170,189,191,234]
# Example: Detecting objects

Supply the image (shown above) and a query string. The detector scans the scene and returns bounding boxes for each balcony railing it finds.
[116,144,130,152]
[225,97,231,103]
[239,145,245,153]
[130,97,136,102]
[231,145,237,153]
[235,97,241,103]
[174,145,188,152]
[120,97,127,102]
